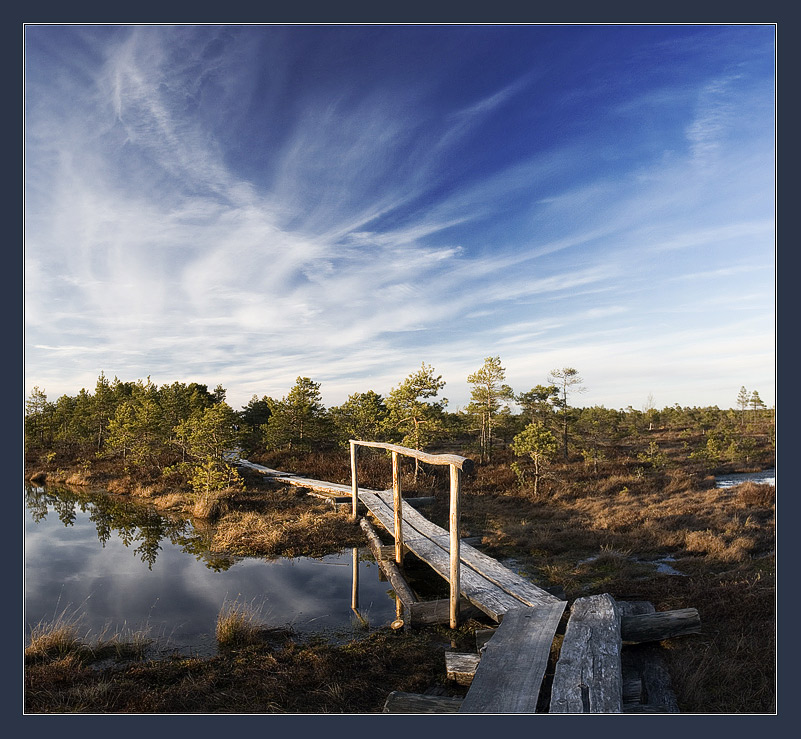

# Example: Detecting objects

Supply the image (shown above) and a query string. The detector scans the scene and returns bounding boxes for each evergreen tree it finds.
[737,386,750,427]
[385,363,447,480]
[265,377,329,450]
[511,421,558,497]
[330,390,388,445]
[466,356,514,462]
[547,367,585,460]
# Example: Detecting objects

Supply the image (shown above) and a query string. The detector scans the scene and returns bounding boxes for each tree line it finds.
[25,359,774,496]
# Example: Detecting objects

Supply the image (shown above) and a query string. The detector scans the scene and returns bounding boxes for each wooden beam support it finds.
[359,518,416,608]
[350,440,358,522]
[449,463,461,629]
[392,451,403,566]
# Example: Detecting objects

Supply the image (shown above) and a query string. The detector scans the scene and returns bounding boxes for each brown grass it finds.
[25,438,775,713]
[216,599,264,648]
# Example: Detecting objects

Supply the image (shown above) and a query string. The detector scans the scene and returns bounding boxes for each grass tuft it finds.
[216,598,264,649]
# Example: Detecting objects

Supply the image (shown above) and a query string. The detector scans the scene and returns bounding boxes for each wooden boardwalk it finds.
[236,458,562,622]
[236,452,699,713]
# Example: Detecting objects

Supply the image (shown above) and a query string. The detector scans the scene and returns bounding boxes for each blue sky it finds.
[24,24,775,412]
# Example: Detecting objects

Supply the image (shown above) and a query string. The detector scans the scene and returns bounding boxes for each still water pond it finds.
[24,485,398,655]
[715,468,775,488]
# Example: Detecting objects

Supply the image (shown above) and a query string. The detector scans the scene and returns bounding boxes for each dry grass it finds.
[216,598,264,648]
[26,611,86,662]
[24,628,456,713]
[25,437,775,713]
[210,503,363,558]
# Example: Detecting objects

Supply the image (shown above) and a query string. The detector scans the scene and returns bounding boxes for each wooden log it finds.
[359,518,416,608]
[459,603,567,713]
[383,691,463,714]
[550,593,623,713]
[621,608,701,643]
[350,439,474,473]
[445,652,481,686]
[449,463,461,629]
[392,451,403,565]
[350,440,358,522]
[408,598,483,626]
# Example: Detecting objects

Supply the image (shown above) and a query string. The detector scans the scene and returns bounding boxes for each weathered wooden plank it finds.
[549,594,623,714]
[621,609,701,643]
[459,603,567,713]
[369,490,559,608]
[361,491,536,620]
[351,440,474,473]
[445,652,481,686]
[383,691,463,714]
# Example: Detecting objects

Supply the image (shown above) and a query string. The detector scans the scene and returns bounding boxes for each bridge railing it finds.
[349,440,474,628]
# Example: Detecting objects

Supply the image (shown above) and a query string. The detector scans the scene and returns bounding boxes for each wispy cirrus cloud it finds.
[25,25,775,411]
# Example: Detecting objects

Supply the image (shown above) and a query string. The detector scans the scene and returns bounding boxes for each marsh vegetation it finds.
[24,365,775,712]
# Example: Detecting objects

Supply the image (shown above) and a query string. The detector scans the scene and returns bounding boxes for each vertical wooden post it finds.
[350,440,359,522]
[449,463,461,629]
[392,451,403,565]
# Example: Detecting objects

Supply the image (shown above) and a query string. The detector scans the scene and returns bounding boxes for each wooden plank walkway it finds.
[458,604,567,713]
[236,458,562,622]
[360,488,561,621]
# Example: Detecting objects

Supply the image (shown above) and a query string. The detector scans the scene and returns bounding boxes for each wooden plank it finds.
[408,598,483,626]
[549,594,623,714]
[445,653,481,686]
[361,491,535,620]
[459,603,567,713]
[367,490,559,609]
[383,692,463,714]
[351,439,474,473]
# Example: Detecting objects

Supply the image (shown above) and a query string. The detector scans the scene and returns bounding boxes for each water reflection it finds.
[24,485,398,654]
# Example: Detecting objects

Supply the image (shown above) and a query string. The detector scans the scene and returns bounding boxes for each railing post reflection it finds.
[350,547,368,627]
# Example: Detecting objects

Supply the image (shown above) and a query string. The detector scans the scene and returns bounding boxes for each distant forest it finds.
[25,358,774,497]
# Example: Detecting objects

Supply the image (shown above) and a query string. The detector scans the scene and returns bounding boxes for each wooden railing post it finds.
[350,440,359,522]
[449,463,461,629]
[392,450,404,565]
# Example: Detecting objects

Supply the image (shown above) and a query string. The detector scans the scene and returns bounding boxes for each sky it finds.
[24,24,775,413]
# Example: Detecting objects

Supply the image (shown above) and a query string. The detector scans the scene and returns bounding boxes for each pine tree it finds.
[385,363,447,480]
[547,367,586,460]
[466,356,514,463]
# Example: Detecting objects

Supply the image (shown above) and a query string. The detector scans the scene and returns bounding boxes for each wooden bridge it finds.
[236,441,700,713]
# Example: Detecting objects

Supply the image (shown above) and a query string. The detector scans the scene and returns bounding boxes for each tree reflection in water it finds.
[24,485,237,571]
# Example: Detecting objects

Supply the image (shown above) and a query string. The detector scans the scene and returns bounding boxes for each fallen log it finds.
[621,608,701,643]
